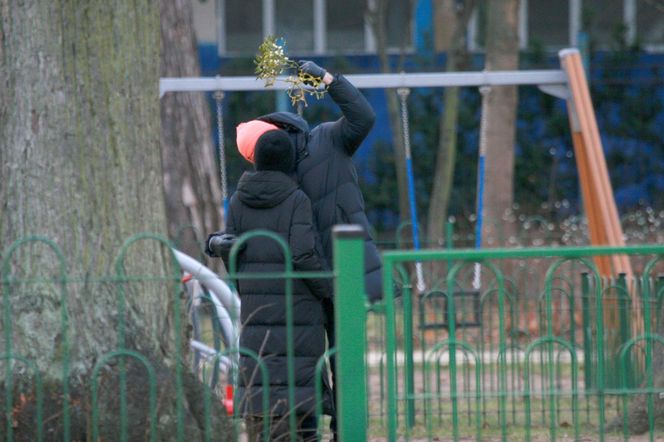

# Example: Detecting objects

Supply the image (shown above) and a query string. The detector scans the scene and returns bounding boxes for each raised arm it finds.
[299,61,376,156]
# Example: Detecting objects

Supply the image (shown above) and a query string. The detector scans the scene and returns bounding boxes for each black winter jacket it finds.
[258,75,383,302]
[224,170,333,416]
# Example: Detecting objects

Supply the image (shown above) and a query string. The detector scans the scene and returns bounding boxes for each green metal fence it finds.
[2,229,664,441]
[364,243,664,441]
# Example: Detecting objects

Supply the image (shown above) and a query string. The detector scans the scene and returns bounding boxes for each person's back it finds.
[216,129,333,440]
[252,67,382,302]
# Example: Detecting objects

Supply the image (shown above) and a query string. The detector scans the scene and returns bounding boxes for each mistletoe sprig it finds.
[254,36,327,107]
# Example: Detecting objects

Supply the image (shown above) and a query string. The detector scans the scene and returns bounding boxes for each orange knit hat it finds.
[236,120,280,163]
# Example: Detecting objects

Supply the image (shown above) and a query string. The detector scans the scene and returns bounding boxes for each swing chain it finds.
[213,90,228,214]
[397,86,426,291]
[473,85,492,290]
[397,88,411,157]
[478,85,491,156]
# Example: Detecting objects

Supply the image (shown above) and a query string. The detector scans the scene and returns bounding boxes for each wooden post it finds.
[559,49,643,339]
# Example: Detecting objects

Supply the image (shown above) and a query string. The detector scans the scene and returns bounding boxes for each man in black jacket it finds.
[236,61,382,302]
[216,129,333,441]
[232,60,383,439]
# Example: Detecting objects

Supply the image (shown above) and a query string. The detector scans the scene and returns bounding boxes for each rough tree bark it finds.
[160,0,223,260]
[0,0,226,439]
[426,0,476,247]
[480,0,519,247]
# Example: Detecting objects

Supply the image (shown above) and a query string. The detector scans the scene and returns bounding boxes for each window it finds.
[584,0,625,47]
[220,0,411,55]
[327,0,365,53]
[637,0,664,48]
[386,0,411,48]
[224,0,263,54]
[276,0,314,52]
[528,0,570,49]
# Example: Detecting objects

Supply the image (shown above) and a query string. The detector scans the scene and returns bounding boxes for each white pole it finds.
[473,85,491,291]
[569,0,581,47]
[314,0,326,54]
[160,70,567,97]
[519,0,528,50]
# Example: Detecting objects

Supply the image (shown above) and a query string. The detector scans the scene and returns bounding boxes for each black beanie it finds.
[254,129,295,173]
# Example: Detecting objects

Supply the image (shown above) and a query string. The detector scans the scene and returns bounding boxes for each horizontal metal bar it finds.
[383,244,664,263]
[159,70,567,97]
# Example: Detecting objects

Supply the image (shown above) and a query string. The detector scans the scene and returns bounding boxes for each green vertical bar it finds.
[617,274,630,386]
[403,282,416,428]
[580,273,592,391]
[445,221,454,248]
[446,287,459,440]
[493,273,508,442]
[642,275,655,440]
[384,264,398,441]
[656,275,664,330]
[333,225,368,442]
[544,273,556,441]
[581,271,594,424]
[285,261,297,440]
[594,273,606,442]
[445,221,454,269]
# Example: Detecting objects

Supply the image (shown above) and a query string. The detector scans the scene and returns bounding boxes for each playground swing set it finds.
[160,46,638,309]
[160,47,643,438]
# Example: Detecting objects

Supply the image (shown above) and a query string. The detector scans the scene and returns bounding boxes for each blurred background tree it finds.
[161,0,224,260]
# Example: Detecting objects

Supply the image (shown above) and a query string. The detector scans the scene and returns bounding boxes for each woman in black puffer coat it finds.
[217,129,333,441]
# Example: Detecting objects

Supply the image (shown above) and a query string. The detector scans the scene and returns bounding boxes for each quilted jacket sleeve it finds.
[326,74,376,156]
[289,192,333,300]
[219,196,240,271]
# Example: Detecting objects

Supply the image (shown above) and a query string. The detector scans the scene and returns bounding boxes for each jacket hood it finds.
[236,170,298,208]
[258,112,310,134]
[257,112,310,163]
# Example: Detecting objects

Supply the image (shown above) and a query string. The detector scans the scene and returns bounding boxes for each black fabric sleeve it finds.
[289,193,333,300]
[326,74,376,156]
[220,197,239,270]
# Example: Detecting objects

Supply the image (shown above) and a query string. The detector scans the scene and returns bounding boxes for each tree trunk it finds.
[479,0,520,248]
[367,0,411,224]
[0,1,226,439]
[427,0,476,247]
[160,0,223,261]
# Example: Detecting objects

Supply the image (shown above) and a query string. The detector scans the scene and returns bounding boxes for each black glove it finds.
[205,233,237,258]
[298,60,326,81]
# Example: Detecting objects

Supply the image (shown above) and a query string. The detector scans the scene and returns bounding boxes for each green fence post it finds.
[333,225,368,442]
[656,275,664,330]
[616,273,632,386]
[580,272,592,391]
[403,279,416,429]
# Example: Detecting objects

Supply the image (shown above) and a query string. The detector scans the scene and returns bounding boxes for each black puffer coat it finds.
[225,170,333,416]
[258,75,383,302]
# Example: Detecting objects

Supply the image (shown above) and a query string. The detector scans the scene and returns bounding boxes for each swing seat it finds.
[418,290,481,330]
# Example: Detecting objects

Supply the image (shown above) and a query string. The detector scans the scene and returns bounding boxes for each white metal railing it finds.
[159,69,568,97]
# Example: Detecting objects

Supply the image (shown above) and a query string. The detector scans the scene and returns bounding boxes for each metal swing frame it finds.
[160,47,640,440]
[160,62,566,249]
[159,48,641,324]
[159,47,628,274]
